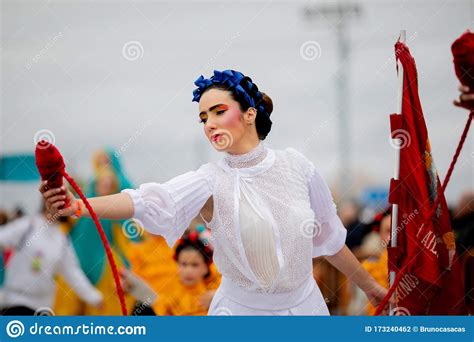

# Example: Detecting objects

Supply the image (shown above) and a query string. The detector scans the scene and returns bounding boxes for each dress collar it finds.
[223,141,267,169]
[218,141,275,177]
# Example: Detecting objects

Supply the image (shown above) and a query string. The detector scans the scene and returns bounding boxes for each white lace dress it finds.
[122,142,347,315]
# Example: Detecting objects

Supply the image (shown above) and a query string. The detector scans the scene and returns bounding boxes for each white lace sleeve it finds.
[121,163,214,247]
[308,167,347,257]
[286,148,347,257]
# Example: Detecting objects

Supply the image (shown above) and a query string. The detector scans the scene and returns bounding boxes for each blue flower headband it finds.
[192,70,268,117]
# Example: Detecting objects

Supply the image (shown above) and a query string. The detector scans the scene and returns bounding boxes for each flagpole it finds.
[389,29,406,316]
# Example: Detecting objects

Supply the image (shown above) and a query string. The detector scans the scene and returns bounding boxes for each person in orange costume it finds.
[128,221,220,312]
[153,229,215,315]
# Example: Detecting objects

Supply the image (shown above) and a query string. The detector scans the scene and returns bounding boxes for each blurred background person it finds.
[0,204,103,315]
[121,226,217,315]
[128,220,221,314]
[359,209,391,315]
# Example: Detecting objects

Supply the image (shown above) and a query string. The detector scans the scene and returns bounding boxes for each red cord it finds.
[63,171,128,316]
[375,111,473,315]
[429,111,474,218]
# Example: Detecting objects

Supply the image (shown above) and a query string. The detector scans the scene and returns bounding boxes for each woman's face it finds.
[95,175,117,196]
[198,88,255,153]
[95,151,110,168]
[177,249,208,286]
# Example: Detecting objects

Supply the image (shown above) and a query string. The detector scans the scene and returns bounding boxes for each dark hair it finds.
[368,206,392,233]
[174,232,213,278]
[204,84,273,140]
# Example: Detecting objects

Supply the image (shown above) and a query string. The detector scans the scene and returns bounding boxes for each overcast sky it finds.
[1,0,473,213]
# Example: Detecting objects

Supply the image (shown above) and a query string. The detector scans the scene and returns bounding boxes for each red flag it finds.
[387,42,468,315]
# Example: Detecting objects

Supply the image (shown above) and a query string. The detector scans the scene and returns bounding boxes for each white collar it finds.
[218,144,275,177]
[223,141,267,169]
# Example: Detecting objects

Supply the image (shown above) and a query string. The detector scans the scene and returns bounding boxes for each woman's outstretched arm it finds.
[40,164,214,247]
[325,245,392,312]
[39,180,134,220]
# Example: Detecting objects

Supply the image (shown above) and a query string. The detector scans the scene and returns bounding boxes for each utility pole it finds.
[303,2,361,194]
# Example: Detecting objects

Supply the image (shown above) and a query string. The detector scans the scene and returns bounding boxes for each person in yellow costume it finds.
[128,221,221,313]
[154,228,216,315]
[54,149,137,315]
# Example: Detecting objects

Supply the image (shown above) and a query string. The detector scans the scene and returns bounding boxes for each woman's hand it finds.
[363,280,394,315]
[39,180,77,217]
[454,85,474,111]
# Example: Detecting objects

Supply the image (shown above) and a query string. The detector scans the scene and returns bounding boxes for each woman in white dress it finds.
[40,70,389,315]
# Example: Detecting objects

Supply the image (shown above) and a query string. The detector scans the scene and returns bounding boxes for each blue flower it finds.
[192,69,268,117]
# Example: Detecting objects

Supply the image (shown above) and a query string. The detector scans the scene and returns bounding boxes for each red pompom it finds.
[35,140,69,208]
[452,30,474,89]
[189,231,199,242]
